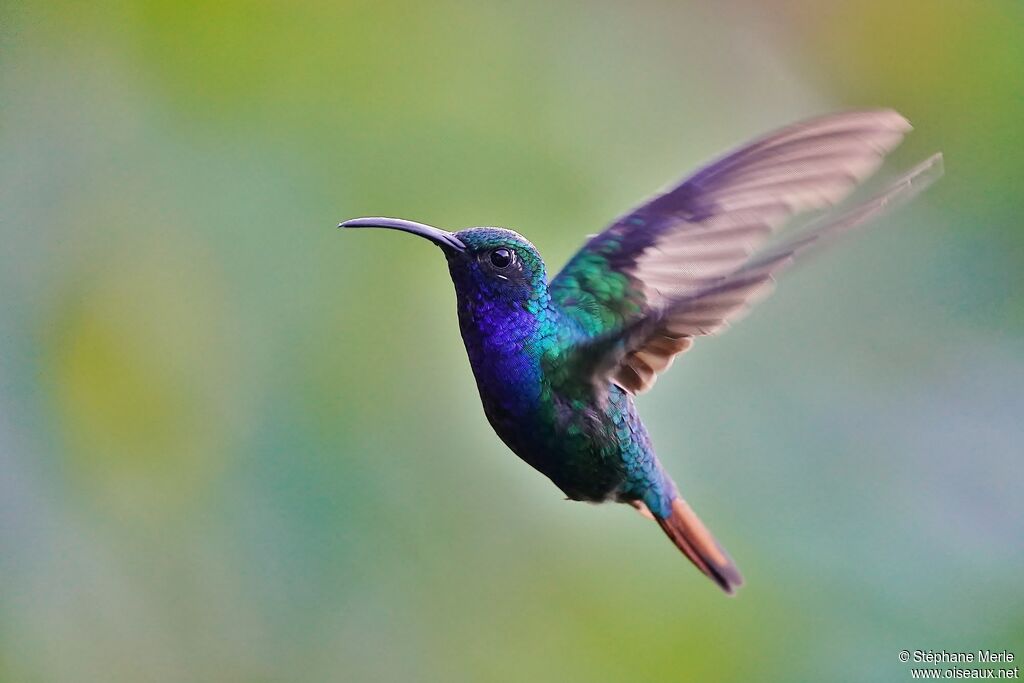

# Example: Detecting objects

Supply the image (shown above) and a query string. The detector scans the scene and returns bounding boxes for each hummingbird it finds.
[340,110,942,594]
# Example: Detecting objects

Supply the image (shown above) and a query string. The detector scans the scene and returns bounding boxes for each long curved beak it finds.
[338,217,466,252]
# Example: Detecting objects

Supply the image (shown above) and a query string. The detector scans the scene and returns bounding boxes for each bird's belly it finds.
[457,312,644,502]
[480,390,635,503]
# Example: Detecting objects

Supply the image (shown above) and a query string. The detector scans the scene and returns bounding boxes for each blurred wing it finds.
[549,110,913,336]
[597,153,944,394]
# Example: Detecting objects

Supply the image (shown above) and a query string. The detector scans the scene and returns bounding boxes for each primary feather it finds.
[549,110,938,395]
[589,153,944,394]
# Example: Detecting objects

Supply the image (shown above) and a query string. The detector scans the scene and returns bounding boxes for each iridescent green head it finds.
[339,217,548,304]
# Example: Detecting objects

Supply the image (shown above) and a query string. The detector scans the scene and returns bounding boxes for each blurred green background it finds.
[1,1,1021,681]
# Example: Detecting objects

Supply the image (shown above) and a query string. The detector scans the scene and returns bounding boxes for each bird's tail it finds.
[653,496,744,595]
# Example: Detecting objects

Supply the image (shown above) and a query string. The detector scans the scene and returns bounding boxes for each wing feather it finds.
[547,110,941,397]
[550,110,915,329]
[604,153,943,394]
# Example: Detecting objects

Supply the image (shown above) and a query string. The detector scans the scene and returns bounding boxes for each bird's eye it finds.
[489,248,514,269]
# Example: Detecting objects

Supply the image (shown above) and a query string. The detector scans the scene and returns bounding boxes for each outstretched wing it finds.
[594,154,943,393]
[548,110,940,394]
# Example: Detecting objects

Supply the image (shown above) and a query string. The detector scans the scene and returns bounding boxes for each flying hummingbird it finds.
[340,110,942,594]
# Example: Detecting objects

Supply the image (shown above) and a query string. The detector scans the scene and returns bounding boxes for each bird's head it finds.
[339,217,548,305]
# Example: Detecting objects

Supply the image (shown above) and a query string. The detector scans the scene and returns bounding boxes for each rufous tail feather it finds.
[654,497,744,594]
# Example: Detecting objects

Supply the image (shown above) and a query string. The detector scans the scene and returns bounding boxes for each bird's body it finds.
[341,110,942,594]
[448,246,670,509]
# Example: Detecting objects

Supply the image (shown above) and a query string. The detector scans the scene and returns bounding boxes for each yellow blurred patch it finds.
[48,234,242,518]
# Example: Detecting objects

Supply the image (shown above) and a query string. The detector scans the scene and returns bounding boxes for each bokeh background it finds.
[1,1,1021,681]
